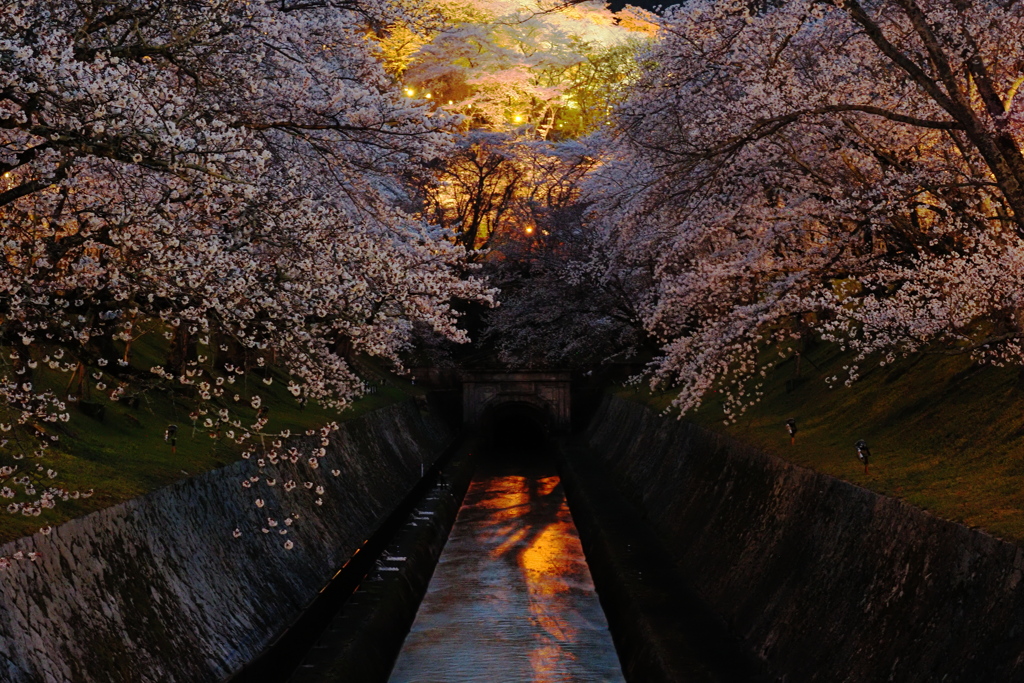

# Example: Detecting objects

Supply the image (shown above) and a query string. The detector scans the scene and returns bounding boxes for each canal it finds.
[388,444,625,682]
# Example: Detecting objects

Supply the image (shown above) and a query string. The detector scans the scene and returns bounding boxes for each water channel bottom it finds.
[389,467,626,683]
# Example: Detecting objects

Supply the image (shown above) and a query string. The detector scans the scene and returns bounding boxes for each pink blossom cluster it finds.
[0,0,496,563]
[585,0,1024,417]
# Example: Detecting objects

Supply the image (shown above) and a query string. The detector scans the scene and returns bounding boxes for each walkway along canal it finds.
[388,447,625,682]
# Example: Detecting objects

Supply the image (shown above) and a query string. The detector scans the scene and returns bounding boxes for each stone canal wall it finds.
[0,401,450,683]
[584,395,1024,683]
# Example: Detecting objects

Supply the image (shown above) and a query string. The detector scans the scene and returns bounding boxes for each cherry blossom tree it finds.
[590,0,1024,417]
[483,196,655,368]
[417,131,528,251]
[413,130,592,246]
[391,0,655,136]
[380,2,656,371]
[0,0,493,538]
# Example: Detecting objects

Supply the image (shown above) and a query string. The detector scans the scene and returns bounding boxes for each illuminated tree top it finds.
[381,0,656,136]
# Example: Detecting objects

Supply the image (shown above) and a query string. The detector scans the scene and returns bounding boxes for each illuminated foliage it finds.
[0,0,494,544]
[589,0,1024,418]
[391,0,655,136]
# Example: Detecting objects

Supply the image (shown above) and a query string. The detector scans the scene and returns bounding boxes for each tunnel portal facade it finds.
[463,371,571,433]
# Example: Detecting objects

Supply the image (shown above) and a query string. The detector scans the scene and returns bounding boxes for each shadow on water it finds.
[476,403,571,589]
[388,402,625,682]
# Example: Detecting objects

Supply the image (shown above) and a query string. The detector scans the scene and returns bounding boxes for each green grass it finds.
[619,343,1024,544]
[0,340,418,545]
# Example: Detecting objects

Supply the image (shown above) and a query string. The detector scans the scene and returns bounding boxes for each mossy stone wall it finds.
[585,396,1024,682]
[0,401,448,683]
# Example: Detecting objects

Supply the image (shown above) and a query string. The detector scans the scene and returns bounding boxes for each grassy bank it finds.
[619,343,1024,544]
[0,351,417,545]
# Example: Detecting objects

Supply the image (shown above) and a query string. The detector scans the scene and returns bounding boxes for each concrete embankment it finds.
[0,400,450,683]
[557,443,766,683]
[584,395,1024,683]
[287,442,478,683]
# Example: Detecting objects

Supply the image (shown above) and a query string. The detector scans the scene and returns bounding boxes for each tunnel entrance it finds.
[485,402,548,449]
[462,371,571,433]
[479,401,551,470]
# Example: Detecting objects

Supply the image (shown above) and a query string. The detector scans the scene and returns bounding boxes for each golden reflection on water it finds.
[485,475,587,681]
[388,470,624,683]
[524,520,579,681]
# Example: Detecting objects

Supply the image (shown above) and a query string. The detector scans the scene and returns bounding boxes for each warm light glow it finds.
[404,87,415,96]
[524,226,535,235]
[391,473,618,681]
[513,114,524,123]
[424,92,432,99]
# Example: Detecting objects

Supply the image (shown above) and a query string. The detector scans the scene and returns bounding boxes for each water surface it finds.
[389,457,624,683]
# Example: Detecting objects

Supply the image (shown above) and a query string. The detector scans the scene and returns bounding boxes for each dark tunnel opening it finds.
[480,402,552,470]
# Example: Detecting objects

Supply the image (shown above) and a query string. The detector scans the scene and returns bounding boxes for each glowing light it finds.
[524,226,535,235]
[513,114,524,123]
[424,92,432,99]
[404,87,415,96]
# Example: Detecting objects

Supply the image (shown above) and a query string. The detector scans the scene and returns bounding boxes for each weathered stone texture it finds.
[462,371,571,431]
[585,396,1024,682]
[0,401,448,683]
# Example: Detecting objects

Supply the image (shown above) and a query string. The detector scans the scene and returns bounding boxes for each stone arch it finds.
[462,371,571,433]
[479,395,555,432]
